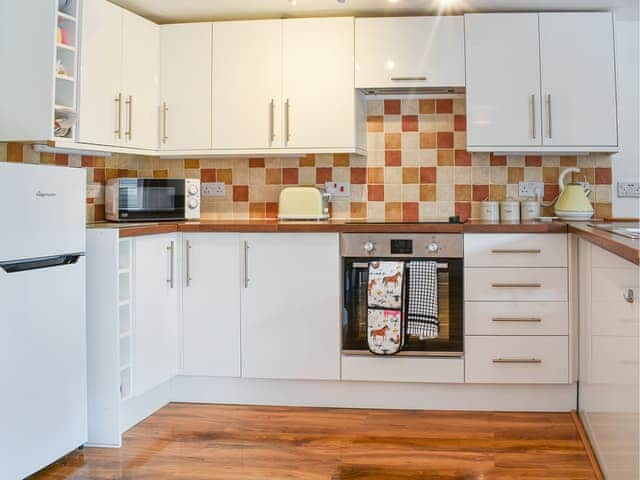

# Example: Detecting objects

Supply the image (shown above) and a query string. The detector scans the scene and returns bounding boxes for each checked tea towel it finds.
[407,261,439,339]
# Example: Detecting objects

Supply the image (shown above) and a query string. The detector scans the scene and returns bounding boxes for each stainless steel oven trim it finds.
[340,233,463,258]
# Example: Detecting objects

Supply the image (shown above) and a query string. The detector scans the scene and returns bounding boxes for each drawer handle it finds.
[493,358,542,364]
[491,283,542,288]
[491,249,541,254]
[390,76,427,81]
[492,317,542,323]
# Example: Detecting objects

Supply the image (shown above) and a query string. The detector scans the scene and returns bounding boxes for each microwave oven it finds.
[106,178,200,222]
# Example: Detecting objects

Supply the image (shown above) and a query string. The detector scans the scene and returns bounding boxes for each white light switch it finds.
[202,182,226,197]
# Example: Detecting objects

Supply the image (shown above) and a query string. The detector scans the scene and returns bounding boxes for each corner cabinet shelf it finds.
[86,230,135,447]
[0,0,81,142]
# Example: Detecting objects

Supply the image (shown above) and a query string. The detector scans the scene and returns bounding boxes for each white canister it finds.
[521,200,541,221]
[500,199,520,222]
[480,201,500,222]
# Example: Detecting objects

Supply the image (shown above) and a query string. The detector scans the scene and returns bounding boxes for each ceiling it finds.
[110,0,639,23]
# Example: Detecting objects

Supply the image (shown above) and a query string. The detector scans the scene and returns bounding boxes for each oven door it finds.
[342,258,463,355]
[118,179,185,221]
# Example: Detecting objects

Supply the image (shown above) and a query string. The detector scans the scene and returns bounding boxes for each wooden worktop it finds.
[568,223,640,265]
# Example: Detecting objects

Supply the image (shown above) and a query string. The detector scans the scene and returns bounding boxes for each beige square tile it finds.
[367,132,385,150]
[437,166,454,185]
[0,143,7,161]
[265,158,281,168]
[454,166,472,184]
[350,184,367,203]
[333,167,349,183]
[418,150,437,167]
[249,185,268,202]
[436,184,454,201]
[418,115,437,132]
[593,153,612,168]
[233,202,249,219]
[491,166,507,184]
[68,154,82,168]
[542,156,560,167]
[472,166,491,184]
[384,184,402,202]
[506,184,519,199]
[576,155,595,168]
[281,157,298,168]
[233,166,249,185]
[331,199,350,219]
[315,154,333,167]
[506,155,525,167]
[595,185,612,203]
[185,168,200,179]
[401,184,420,202]
[524,167,542,182]
[453,98,466,115]
[299,167,315,185]
[367,100,383,116]
[401,150,419,166]
[437,202,454,218]
[265,186,282,202]
[401,99,419,115]
[419,201,437,220]
[432,114,454,131]
[470,202,483,220]
[453,132,467,149]
[367,202,384,220]
[350,155,367,168]
[384,167,402,184]
[367,150,385,167]
[401,132,419,151]
[384,115,401,133]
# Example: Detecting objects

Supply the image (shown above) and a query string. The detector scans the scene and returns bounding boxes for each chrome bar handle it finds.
[390,76,427,81]
[285,99,291,143]
[114,93,122,139]
[547,94,552,138]
[269,99,275,144]
[491,249,541,254]
[125,95,133,140]
[161,102,169,144]
[243,241,249,288]
[166,241,175,288]
[623,289,635,304]
[530,94,536,139]
[491,283,542,288]
[185,240,192,287]
[493,358,542,364]
[492,317,542,323]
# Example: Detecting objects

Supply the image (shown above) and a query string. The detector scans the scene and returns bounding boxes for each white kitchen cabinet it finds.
[213,20,282,150]
[355,16,465,89]
[240,233,341,380]
[539,13,618,148]
[464,12,618,152]
[160,23,212,150]
[133,234,179,396]
[181,234,241,377]
[578,240,639,480]
[79,0,159,150]
[283,18,364,152]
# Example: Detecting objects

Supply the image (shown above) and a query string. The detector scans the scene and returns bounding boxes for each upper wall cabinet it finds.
[79,0,159,150]
[465,12,618,153]
[160,23,212,150]
[355,16,465,90]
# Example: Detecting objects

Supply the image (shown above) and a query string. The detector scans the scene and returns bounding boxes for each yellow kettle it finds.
[554,167,594,220]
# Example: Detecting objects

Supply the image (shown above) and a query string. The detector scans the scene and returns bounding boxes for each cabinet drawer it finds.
[465,336,569,384]
[465,268,567,301]
[341,355,464,383]
[464,234,567,267]
[465,302,568,335]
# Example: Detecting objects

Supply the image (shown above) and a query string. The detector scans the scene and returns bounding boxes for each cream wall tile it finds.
[315,154,333,167]
[506,184,519,199]
[401,99,418,114]
[299,167,315,185]
[234,165,249,185]
[266,186,282,202]
[524,167,542,182]
[419,202,437,220]
[506,155,524,167]
[595,185,612,202]
[401,132,419,150]
[384,115,401,133]
[542,156,560,167]
[249,168,266,185]
[593,153,612,167]
[233,202,249,219]
[432,114,454,131]
[437,202,454,218]
[491,166,507,184]
[418,115,437,132]
[454,167,471,184]
[185,168,200,179]
[367,202,384,219]
[367,150,385,166]
[281,157,298,168]
[453,132,467,149]
[418,150,437,167]
[437,166,453,185]
[332,199,350,219]
[576,155,595,168]
[350,155,367,168]
[249,185,267,202]
[471,152,489,166]
[436,184,454,201]
[0,143,6,160]
[333,167,349,182]
[264,158,281,168]
[402,150,419,166]
[367,100,383,115]
[385,167,402,184]
[472,166,490,184]
[351,184,367,202]
[453,98,465,115]
[401,184,420,202]
[384,184,402,202]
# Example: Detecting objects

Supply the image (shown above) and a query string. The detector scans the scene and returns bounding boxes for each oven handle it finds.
[351,261,449,269]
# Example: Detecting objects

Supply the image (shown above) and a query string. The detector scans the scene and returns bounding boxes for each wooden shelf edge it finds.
[570,410,604,480]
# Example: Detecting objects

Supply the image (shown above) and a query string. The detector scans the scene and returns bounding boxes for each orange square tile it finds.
[437,150,454,166]
[419,132,436,149]
[350,202,367,219]
[249,202,266,219]
[472,185,489,202]
[249,158,265,168]
[184,159,200,169]
[127,170,137,178]
[455,184,472,201]
[436,99,453,114]
[437,132,454,148]
[40,152,55,165]
[560,156,577,167]
[402,167,419,184]
[201,168,216,182]
[153,169,168,179]
[489,185,506,201]
[93,168,105,184]
[455,202,471,221]
[542,167,559,184]
[94,157,105,168]
[94,204,105,222]
[402,115,418,132]
[454,115,466,131]
[105,168,119,180]
[86,197,95,204]
[367,116,384,132]
[233,185,249,202]
[367,167,385,184]
[420,184,436,202]
[265,202,278,219]
[7,143,23,162]
[368,185,384,201]
[333,153,350,167]
[525,155,542,167]
[544,184,559,202]
[266,168,282,184]
[384,100,401,115]
[282,168,298,185]
[490,153,507,166]
[454,150,471,166]
[402,202,419,221]
[595,202,612,218]
[299,154,315,167]
[351,167,366,184]
[385,202,402,221]
[385,133,401,149]
[385,150,402,166]
[508,167,524,184]
[81,156,94,167]
[595,168,612,184]
[55,154,69,166]
[420,167,437,184]
[117,168,128,177]
[316,167,332,184]
[419,99,435,114]
[218,168,233,184]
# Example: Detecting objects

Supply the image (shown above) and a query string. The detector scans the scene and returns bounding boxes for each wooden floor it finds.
[32,403,597,480]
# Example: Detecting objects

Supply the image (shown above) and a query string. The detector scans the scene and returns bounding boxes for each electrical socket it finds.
[325,181,350,197]
[518,181,544,198]
[202,182,226,197]
[617,182,640,198]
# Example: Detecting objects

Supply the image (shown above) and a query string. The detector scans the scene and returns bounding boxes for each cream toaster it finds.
[278,187,330,220]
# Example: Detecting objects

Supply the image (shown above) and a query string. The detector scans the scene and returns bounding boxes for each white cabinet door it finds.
[133,234,178,396]
[122,9,160,150]
[181,234,241,377]
[241,234,340,380]
[213,20,282,149]
[160,23,212,150]
[283,18,355,150]
[78,0,123,146]
[539,13,618,148]
[464,14,542,148]
[355,16,465,89]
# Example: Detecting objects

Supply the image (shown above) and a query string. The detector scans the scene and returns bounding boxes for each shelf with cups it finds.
[54,0,79,140]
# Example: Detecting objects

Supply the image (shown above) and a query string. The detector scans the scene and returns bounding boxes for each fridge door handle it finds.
[0,253,83,273]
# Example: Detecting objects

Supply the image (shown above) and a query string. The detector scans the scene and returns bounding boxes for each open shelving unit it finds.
[54,0,80,140]
[118,239,133,401]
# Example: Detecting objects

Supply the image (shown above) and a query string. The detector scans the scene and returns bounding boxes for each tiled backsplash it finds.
[0,97,613,222]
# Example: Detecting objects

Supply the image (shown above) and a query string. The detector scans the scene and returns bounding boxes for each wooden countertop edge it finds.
[568,224,640,266]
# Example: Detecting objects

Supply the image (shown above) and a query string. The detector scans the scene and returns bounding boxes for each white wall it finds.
[612,19,640,217]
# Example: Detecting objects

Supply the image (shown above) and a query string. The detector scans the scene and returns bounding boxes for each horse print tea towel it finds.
[367,261,405,355]
[367,261,405,309]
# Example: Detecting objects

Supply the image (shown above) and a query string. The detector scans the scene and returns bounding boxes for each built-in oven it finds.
[341,233,463,356]
[105,178,200,222]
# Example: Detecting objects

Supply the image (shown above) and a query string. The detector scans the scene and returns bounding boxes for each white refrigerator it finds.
[0,163,88,479]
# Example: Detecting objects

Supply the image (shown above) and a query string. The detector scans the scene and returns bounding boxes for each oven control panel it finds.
[340,234,463,258]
